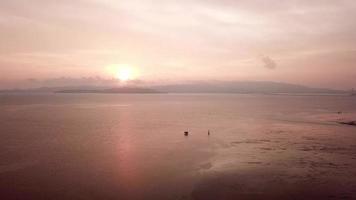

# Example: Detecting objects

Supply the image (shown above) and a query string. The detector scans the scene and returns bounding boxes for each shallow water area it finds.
[0,93,356,200]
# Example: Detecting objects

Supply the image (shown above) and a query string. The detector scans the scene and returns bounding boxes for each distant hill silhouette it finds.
[152,81,344,94]
[0,81,345,94]
[56,87,162,94]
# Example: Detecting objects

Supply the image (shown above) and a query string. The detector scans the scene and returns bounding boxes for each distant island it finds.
[0,81,349,94]
[152,81,344,94]
[56,87,163,94]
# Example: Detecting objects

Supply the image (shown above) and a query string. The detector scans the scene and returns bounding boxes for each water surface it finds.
[1,94,356,199]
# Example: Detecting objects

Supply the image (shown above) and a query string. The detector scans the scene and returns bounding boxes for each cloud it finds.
[261,56,277,69]
[1,0,356,89]
[0,77,127,89]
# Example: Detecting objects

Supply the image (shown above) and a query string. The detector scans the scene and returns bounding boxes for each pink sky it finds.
[0,0,356,89]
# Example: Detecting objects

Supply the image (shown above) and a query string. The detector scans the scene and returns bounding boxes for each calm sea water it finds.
[0,94,356,200]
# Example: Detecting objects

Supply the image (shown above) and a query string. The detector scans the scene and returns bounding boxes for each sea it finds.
[0,93,356,200]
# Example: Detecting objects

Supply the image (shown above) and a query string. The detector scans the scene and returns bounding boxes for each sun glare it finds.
[117,67,132,81]
[106,64,139,82]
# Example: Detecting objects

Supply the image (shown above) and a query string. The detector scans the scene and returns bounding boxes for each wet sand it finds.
[192,122,356,200]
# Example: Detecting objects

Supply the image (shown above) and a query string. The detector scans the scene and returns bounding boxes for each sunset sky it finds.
[0,0,355,89]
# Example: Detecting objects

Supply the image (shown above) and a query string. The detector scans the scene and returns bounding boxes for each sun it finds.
[117,67,132,81]
[106,64,139,82]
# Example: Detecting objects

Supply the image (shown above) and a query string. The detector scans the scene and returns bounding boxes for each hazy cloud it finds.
[0,0,356,89]
[261,56,277,69]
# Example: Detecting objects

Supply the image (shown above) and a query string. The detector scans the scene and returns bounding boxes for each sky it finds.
[0,0,356,89]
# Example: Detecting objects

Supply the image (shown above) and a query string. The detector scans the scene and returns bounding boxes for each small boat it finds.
[184,131,189,136]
